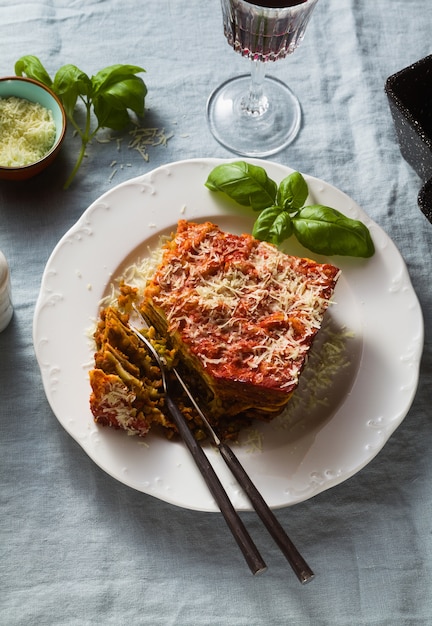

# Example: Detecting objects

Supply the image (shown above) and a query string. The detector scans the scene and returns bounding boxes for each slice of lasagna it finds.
[140,220,340,429]
[89,304,211,440]
[89,220,340,441]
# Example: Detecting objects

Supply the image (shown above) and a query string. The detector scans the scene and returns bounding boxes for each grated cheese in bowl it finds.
[0,95,56,167]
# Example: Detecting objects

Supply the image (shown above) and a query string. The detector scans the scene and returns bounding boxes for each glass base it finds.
[207,74,301,157]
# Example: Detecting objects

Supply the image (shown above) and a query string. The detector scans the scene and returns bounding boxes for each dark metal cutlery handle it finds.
[164,395,267,576]
[217,441,314,584]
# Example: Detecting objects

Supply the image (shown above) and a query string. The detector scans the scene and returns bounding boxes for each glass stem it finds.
[241,60,269,117]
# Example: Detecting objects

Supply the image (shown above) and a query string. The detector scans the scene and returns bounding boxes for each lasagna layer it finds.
[89,302,251,440]
[90,307,176,437]
[141,220,340,423]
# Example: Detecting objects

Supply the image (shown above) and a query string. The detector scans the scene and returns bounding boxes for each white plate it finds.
[33,158,424,511]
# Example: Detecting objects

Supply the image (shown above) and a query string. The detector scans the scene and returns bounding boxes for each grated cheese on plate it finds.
[0,96,56,167]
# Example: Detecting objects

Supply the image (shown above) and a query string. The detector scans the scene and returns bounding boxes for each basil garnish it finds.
[205,162,374,258]
[204,161,277,212]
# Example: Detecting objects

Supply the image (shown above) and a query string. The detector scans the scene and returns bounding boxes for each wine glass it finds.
[207,0,319,156]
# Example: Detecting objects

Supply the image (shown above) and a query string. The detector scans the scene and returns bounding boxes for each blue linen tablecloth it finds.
[1,1,431,624]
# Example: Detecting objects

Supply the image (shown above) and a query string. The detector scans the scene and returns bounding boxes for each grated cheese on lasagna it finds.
[143,221,340,398]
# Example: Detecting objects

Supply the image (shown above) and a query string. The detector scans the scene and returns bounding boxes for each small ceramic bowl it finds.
[0,76,66,181]
[385,54,432,222]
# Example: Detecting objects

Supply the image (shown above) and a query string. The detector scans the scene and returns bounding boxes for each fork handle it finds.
[218,441,314,584]
[165,395,267,576]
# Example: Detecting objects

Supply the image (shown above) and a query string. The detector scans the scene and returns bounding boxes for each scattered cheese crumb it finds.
[242,428,263,453]
[127,125,174,161]
[101,124,174,181]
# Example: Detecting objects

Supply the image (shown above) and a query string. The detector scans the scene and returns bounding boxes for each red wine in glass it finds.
[226,0,318,62]
[207,0,319,156]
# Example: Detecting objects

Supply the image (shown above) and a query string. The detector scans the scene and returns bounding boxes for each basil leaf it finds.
[93,75,147,129]
[91,64,146,94]
[277,171,308,211]
[54,65,91,97]
[15,55,53,87]
[53,65,92,120]
[205,161,277,211]
[93,101,129,130]
[292,205,375,257]
[252,207,293,245]
[91,66,146,130]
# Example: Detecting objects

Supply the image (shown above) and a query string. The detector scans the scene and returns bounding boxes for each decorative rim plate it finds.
[33,158,424,511]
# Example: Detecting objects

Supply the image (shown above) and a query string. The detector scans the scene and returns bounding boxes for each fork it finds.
[128,318,267,576]
[128,310,314,583]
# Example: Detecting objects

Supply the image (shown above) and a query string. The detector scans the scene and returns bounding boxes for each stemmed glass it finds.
[207,0,319,156]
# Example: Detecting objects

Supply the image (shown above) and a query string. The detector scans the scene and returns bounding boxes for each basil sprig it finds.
[15,55,147,189]
[205,162,375,258]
